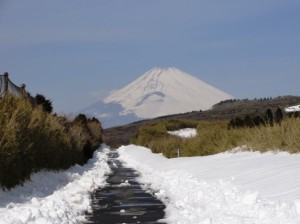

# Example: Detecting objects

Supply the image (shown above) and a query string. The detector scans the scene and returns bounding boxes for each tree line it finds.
[228,107,284,129]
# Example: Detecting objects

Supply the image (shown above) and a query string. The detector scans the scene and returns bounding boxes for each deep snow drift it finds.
[0,147,111,224]
[1,143,300,223]
[118,145,300,224]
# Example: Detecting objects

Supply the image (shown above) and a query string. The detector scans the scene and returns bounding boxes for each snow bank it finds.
[168,128,197,138]
[1,143,299,223]
[0,147,111,224]
[118,145,300,224]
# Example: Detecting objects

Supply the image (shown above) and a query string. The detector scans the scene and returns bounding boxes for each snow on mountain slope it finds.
[105,67,232,118]
[82,67,233,127]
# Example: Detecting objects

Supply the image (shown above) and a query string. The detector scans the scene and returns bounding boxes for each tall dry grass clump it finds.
[69,114,103,159]
[0,95,103,189]
[132,117,300,158]
[183,121,236,156]
[240,118,300,152]
[0,95,33,188]
[131,120,194,158]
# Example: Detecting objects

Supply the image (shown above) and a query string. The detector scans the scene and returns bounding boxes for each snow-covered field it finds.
[0,148,111,224]
[1,141,300,223]
[168,128,197,138]
[118,145,300,224]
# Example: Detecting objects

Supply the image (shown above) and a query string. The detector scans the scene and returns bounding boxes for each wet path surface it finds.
[85,151,166,224]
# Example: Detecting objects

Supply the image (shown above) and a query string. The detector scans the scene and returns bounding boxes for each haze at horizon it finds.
[0,0,299,113]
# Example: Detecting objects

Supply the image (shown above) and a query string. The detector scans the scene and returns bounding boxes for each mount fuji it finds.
[82,67,233,127]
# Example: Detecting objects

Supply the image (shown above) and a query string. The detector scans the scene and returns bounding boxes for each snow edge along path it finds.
[118,145,300,224]
[0,146,111,224]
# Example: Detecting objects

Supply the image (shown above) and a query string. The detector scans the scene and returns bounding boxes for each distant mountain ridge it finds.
[81,67,233,127]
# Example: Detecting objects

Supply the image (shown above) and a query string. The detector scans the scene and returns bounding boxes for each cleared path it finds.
[85,151,166,224]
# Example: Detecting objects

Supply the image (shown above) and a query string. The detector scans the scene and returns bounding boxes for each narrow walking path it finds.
[85,151,166,224]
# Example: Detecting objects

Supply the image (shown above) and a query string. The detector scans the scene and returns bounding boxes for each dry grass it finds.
[241,118,300,152]
[132,118,300,158]
[0,95,103,189]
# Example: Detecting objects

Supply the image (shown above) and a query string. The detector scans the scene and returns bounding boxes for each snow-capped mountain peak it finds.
[104,66,232,117]
[82,67,233,127]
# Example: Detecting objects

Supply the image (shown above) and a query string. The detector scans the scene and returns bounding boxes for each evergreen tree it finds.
[73,113,88,124]
[244,115,254,128]
[234,117,244,128]
[228,118,235,129]
[265,108,274,126]
[253,115,264,127]
[35,94,53,113]
[274,107,283,124]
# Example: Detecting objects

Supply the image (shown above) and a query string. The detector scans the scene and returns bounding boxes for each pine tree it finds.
[35,94,53,113]
[244,115,254,128]
[253,115,264,127]
[228,118,235,129]
[265,108,274,126]
[274,107,283,124]
[234,117,244,128]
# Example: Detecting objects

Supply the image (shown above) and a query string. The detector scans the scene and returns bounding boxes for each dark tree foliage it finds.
[253,115,264,127]
[89,117,100,123]
[228,107,286,130]
[82,141,93,159]
[244,114,255,128]
[71,114,103,161]
[228,114,266,129]
[73,113,88,124]
[227,118,235,129]
[265,108,274,126]
[35,94,53,113]
[274,107,283,124]
[234,117,244,128]
[287,112,300,118]
[228,117,244,129]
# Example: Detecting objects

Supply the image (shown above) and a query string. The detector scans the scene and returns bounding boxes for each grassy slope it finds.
[104,95,300,148]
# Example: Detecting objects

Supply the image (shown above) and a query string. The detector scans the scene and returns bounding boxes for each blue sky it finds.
[1,0,299,113]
